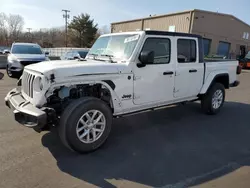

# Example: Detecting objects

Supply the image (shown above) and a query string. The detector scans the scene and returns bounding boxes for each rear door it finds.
[174,38,204,98]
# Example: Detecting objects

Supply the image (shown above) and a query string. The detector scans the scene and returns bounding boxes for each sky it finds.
[0,0,249,31]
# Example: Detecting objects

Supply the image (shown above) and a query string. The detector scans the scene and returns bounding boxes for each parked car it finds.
[6,42,49,78]
[3,49,10,54]
[239,51,250,69]
[61,49,89,60]
[5,30,241,153]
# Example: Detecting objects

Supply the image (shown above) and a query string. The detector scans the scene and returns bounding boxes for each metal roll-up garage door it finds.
[217,41,231,58]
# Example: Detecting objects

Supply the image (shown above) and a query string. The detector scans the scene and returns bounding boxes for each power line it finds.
[62,9,70,47]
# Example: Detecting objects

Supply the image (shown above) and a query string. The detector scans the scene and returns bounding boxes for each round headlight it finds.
[38,77,43,90]
[8,59,19,63]
[34,76,44,91]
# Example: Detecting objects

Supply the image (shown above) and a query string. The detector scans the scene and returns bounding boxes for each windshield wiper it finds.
[88,53,117,63]
[100,54,117,63]
[87,53,106,62]
[88,53,98,59]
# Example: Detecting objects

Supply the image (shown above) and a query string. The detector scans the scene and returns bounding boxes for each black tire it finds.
[6,65,13,78]
[6,65,22,79]
[58,97,113,153]
[201,83,225,115]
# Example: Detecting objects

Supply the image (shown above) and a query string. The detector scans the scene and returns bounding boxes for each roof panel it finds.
[145,30,202,38]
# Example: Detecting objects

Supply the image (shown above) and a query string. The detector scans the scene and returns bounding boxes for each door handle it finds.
[163,71,174,75]
[189,69,197,73]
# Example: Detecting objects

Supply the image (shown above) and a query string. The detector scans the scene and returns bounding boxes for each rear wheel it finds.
[58,97,112,153]
[201,83,225,115]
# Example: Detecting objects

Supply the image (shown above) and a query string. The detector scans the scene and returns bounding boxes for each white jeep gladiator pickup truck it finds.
[5,30,241,153]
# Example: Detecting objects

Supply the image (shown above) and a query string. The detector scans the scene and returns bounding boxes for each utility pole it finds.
[27,28,32,33]
[26,28,32,42]
[62,9,70,47]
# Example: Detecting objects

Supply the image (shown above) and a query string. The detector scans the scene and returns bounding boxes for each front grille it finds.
[22,71,35,98]
[20,61,42,66]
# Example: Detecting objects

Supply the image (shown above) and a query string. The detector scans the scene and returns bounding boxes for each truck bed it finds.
[204,60,238,85]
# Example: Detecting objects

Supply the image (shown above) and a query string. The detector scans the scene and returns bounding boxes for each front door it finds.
[174,38,204,98]
[133,37,175,105]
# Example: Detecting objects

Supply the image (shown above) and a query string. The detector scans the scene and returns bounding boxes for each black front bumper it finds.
[5,88,47,129]
[230,80,240,87]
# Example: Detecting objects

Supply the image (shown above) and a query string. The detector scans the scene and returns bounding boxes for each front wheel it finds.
[6,65,13,78]
[201,83,225,115]
[58,97,112,153]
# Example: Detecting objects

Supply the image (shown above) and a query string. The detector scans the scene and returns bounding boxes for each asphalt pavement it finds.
[0,70,250,188]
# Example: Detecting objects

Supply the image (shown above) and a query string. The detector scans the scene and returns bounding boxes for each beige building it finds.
[111,9,250,58]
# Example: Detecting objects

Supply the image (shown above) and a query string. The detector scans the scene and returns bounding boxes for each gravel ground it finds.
[0,70,250,188]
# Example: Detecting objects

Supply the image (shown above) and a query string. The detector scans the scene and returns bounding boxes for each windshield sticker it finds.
[124,35,139,43]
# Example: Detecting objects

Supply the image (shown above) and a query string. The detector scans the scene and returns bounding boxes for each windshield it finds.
[88,34,140,61]
[11,45,43,54]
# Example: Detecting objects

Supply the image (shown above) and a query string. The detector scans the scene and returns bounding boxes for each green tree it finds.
[68,13,98,48]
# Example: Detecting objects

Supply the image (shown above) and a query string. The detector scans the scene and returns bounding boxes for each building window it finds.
[203,38,211,56]
[177,39,197,63]
[243,32,249,39]
[217,41,231,58]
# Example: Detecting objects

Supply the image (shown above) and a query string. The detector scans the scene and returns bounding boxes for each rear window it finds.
[11,45,43,54]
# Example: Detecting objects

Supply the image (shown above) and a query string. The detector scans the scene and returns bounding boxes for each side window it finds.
[72,51,77,58]
[68,52,73,59]
[65,52,70,58]
[177,39,197,63]
[63,52,68,59]
[141,38,171,64]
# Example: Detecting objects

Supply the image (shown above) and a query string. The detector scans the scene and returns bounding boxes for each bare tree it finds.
[0,13,24,45]
[94,25,111,42]
[0,13,5,29]
[98,25,111,35]
[0,13,8,46]
[7,14,24,42]
[30,27,65,47]
[0,12,111,48]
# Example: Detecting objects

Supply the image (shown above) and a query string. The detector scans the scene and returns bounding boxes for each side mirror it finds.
[45,52,49,56]
[138,51,154,67]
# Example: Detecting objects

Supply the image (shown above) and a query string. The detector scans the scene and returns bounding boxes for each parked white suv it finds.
[6,42,49,78]
[5,30,241,153]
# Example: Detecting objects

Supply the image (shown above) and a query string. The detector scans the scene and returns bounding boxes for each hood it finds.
[11,53,46,61]
[25,59,131,77]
